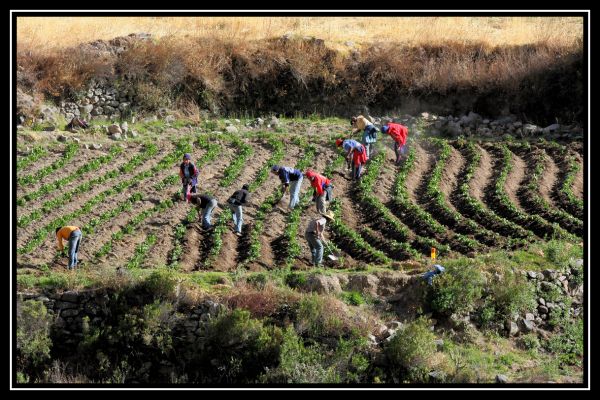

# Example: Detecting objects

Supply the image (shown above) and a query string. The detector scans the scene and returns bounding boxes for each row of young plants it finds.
[17,146,123,205]
[513,146,583,237]
[90,158,194,260]
[17,143,159,228]
[557,154,584,220]
[17,143,79,186]
[281,143,332,269]
[484,143,578,242]
[536,141,584,220]
[94,197,175,260]
[356,151,445,257]
[203,135,263,268]
[125,233,158,269]
[390,145,487,254]
[239,137,287,267]
[18,141,188,255]
[16,146,48,171]
[167,136,224,269]
[451,141,534,244]
[218,136,254,187]
[328,197,391,264]
[357,226,416,261]
[422,138,503,251]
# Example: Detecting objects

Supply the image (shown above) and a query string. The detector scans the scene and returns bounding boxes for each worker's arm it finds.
[56,233,64,251]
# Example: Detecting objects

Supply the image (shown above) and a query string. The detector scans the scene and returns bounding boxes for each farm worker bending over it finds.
[304,213,335,268]
[226,184,251,237]
[271,165,304,209]
[422,264,445,285]
[55,226,82,270]
[179,153,199,201]
[381,121,409,165]
[305,169,334,215]
[336,138,368,181]
[351,115,378,158]
[189,193,218,231]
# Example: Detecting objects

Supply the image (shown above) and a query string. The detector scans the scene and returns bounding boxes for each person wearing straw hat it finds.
[304,213,335,268]
[179,153,199,201]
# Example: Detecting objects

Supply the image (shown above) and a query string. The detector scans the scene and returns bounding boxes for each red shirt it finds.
[305,170,331,196]
[386,123,408,146]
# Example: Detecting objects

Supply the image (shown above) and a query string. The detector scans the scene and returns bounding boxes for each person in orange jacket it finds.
[381,121,409,165]
[305,169,334,215]
[55,226,82,269]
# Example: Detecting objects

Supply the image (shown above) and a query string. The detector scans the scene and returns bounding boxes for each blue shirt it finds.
[278,167,302,184]
[343,139,361,153]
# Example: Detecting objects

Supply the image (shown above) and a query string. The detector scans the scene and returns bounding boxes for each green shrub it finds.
[260,326,339,383]
[285,272,307,289]
[539,282,564,303]
[200,309,283,383]
[384,317,436,381]
[430,264,484,316]
[544,317,583,366]
[519,333,541,352]
[16,300,52,375]
[246,273,268,290]
[141,268,177,299]
[490,272,536,320]
[296,295,347,339]
[341,291,365,306]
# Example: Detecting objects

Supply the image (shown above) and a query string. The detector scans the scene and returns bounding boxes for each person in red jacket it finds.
[336,138,368,180]
[305,169,334,216]
[381,121,409,165]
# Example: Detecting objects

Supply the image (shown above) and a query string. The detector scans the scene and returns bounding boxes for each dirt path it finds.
[503,148,528,212]
[535,148,559,208]
[405,142,435,203]
[438,146,465,213]
[370,147,399,205]
[469,144,494,205]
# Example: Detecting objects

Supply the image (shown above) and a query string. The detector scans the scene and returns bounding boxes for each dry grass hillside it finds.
[17,16,583,51]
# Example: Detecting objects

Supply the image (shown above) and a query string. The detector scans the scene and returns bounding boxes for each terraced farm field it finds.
[15,126,585,284]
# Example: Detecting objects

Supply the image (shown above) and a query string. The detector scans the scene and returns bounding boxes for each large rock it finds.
[108,124,122,135]
[225,125,238,134]
[304,274,342,294]
[505,320,519,336]
[496,374,509,384]
[518,318,535,333]
[346,274,379,296]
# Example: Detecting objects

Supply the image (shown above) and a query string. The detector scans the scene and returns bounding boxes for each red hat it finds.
[335,138,343,147]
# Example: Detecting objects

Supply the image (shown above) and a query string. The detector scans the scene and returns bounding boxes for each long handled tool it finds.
[322,239,340,261]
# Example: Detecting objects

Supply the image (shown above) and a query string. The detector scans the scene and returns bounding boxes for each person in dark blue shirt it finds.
[271,165,304,209]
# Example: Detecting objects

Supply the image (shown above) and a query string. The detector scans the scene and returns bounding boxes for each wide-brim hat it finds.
[320,211,335,221]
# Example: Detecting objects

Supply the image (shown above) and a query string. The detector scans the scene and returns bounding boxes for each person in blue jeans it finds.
[55,226,82,269]
[227,184,251,237]
[189,193,218,230]
[271,165,304,209]
[304,214,333,267]
[422,264,445,285]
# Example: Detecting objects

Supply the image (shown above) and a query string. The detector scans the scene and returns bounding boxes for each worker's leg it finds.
[203,199,217,229]
[232,205,243,233]
[305,232,317,265]
[316,194,327,214]
[355,163,363,179]
[394,142,400,163]
[68,230,81,269]
[289,176,303,209]
[315,237,324,266]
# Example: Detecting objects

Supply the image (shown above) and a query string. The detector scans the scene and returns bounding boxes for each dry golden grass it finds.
[17,16,583,52]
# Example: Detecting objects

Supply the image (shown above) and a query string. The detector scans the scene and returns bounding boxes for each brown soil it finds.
[438,146,465,213]
[405,141,435,203]
[503,148,528,211]
[571,152,584,201]
[469,144,494,205]
[538,149,559,207]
